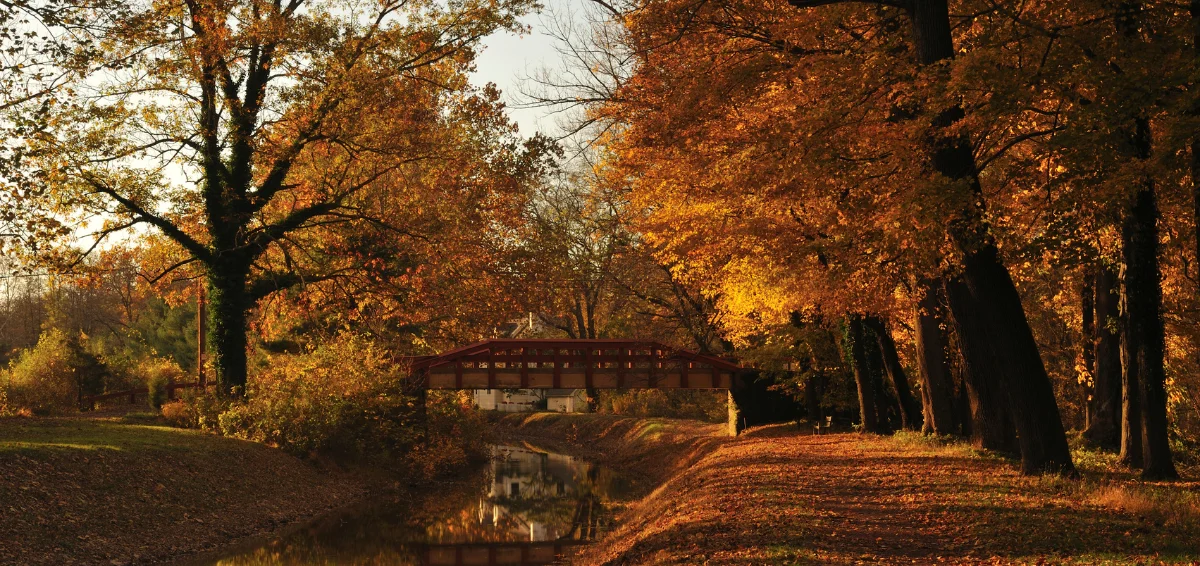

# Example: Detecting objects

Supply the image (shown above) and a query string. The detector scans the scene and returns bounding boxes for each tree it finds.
[19,0,540,393]
[1084,266,1122,449]
[508,166,629,340]
[589,0,1074,473]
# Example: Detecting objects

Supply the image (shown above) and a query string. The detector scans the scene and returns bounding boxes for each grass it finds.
[0,415,222,455]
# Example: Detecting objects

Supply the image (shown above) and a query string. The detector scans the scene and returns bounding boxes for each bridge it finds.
[406,339,740,390]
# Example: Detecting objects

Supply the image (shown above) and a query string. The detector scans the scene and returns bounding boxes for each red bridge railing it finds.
[407,339,739,390]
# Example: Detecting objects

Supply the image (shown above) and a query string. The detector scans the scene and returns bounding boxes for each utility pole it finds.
[197,283,206,387]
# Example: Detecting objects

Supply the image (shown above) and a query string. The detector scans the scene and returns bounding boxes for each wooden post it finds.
[197,283,206,387]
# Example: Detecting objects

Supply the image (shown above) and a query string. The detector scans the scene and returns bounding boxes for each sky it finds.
[469,0,592,139]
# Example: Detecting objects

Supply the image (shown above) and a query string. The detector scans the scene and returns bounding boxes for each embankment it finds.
[0,416,366,566]
[500,417,1200,565]
[491,412,729,497]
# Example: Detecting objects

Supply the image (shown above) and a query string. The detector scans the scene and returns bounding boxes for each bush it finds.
[3,329,82,415]
[213,333,436,462]
[160,399,194,426]
[157,334,488,476]
[597,389,728,423]
[0,385,12,417]
[137,357,184,409]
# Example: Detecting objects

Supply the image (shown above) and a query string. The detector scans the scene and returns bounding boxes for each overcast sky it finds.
[469,1,592,139]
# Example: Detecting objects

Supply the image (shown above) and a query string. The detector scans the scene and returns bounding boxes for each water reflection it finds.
[198,445,632,566]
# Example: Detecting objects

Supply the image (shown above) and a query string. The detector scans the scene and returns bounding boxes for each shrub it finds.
[217,333,431,462]
[158,334,487,476]
[160,400,194,427]
[598,389,728,423]
[0,385,12,417]
[3,330,81,415]
[137,357,184,410]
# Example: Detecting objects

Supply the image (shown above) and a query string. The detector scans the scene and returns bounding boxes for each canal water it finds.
[196,445,636,565]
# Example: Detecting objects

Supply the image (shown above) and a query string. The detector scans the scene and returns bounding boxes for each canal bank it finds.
[0,416,369,566]
[0,412,729,566]
[182,413,729,566]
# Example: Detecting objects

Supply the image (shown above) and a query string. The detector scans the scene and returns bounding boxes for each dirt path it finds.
[576,425,1200,565]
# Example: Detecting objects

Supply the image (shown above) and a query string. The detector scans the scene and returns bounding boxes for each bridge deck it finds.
[409,339,739,390]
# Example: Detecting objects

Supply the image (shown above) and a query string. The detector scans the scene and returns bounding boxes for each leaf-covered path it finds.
[577,426,1200,565]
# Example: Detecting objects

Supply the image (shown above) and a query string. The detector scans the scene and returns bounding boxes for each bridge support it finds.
[727,370,805,434]
[727,390,741,437]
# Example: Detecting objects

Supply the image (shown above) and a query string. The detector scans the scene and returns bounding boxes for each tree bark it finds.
[208,265,251,395]
[943,278,1018,454]
[1192,0,1200,308]
[1085,266,1122,449]
[1122,174,1178,479]
[1081,277,1094,427]
[914,281,959,435]
[866,328,897,435]
[805,373,826,421]
[867,316,922,431]
[906,0,1075,475]
[848,315,883,434]
[1120,317,1143,468]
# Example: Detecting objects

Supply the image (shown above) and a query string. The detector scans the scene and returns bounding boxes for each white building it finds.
[472,314,590,414]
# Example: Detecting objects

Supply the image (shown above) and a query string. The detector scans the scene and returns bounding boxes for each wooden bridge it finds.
[406,339,740,390]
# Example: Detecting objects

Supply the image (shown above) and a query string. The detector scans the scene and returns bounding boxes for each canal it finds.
[194,445,636,565]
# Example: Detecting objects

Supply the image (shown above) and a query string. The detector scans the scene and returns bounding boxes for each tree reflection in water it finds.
[197,445,633,566]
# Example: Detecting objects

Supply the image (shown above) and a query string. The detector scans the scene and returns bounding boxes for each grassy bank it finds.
[502,416,1200,565]
[0,415,365,566]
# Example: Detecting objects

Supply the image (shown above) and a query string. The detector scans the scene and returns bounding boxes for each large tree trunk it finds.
[907,0,1075,476]
[867,316,922,431]
[1122,174,1178,479]
[208,265,250,396]
[847,315,883,434]
[1108,3,1175,479]
[915,281,959,435]
[1085,266,1123,449]
[944,279,1018,454]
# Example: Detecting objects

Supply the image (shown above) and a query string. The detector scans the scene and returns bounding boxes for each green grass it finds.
[0,416,225,456]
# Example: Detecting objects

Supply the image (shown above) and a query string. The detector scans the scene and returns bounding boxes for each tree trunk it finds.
[208,266,250,396]
[1081,277,1095,427]
[914,281,959,435]
[805,373,826,421]
[954,362,973,438]
[1192,0,1200,308]
[1085,266,1122,449]
[867,316,922,431]
[1120,318,1143,468]
[1194,136,1200,298]
[1122,180,1178,479]
[944,278,1018,454]
[866,327,897,435]
[907,0,1075,475]
[847,315,882,434]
